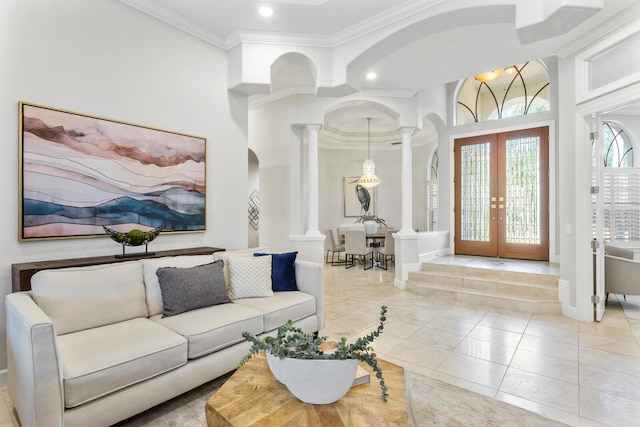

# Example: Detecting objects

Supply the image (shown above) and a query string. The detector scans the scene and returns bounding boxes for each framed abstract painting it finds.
[19,102,206,241]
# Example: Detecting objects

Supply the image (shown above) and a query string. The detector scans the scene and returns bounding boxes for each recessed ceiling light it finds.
[366,72,377,80]
[258,6,274,17]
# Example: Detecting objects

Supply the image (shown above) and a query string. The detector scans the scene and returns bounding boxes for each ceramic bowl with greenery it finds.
[239,305,388,402]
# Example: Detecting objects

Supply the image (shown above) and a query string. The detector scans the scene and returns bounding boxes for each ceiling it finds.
[121,0,639,142]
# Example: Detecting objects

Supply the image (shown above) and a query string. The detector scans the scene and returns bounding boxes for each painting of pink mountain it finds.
[20,103,206,240]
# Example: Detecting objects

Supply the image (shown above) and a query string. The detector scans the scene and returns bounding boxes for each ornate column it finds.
[289,124,324,265]
[306,124,322,236]
[399,127,416,235]
[394,127,418,289]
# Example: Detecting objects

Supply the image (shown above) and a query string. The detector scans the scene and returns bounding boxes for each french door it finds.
[454,127,549,260]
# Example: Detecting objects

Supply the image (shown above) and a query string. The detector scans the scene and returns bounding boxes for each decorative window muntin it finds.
[456,61,550,125]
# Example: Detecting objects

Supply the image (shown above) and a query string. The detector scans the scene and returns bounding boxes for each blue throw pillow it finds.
[254,252,298,291]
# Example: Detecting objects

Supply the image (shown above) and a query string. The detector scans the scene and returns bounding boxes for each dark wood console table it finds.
[12,246,225,292]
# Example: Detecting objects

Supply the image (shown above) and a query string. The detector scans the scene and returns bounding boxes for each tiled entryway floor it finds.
[321,261,640,427]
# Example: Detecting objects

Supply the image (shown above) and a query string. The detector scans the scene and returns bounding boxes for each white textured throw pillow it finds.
[228,255,273,299]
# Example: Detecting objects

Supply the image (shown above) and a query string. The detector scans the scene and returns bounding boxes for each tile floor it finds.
[0,259,638,426]
[320,260,640,427]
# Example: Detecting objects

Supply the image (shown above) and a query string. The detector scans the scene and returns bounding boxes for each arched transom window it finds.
[456,61,550,125]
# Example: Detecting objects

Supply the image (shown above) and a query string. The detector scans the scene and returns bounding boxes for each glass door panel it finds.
[455,127,549,260]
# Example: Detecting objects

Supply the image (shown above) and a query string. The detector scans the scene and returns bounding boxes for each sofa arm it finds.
[604,254,640,296]
[6,292,64,427]
[294,261,325,331]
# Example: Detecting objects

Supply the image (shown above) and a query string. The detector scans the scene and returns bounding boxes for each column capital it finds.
[291,123,323,132]
[398,127,416,135]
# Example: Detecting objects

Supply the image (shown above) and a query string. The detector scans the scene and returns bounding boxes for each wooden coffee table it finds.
[205,353,412,426]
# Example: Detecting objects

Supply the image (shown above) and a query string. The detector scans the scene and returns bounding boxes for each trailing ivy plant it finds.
[239,305,389,402]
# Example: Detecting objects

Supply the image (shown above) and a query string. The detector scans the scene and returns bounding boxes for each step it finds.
[406,280,562,314]
[406,262,561,315]
[413,262,559,287]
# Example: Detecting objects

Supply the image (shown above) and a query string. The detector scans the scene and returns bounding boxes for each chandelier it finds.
[358,117,380,188]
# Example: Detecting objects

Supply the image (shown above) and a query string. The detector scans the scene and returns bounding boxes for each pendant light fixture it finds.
[473,69,503,83]
[357,117,380,188]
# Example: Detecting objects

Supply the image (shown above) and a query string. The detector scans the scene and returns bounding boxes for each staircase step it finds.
[406,261,561,315]
[407,280,561,314]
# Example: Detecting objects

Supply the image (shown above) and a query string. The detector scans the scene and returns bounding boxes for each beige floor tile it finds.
[406,326,466,351]
[429,371,498,398]
[436,352,508,389]
[524,322,579,345]
[486,306,534,319]
[510,348,579,384]
[499,367,579,414]
[495,391,580,427]
[454,336,517,365]
[579,346,640,378]
[579,386,640,427]
[423,316,476,336]
[579,331,640,357]
[368,333,405,356]
[378,355,434,377]
[579,322,638,342]
[439,306,486,324]
[579,364,640,401]
[478,313,530,334]
[517,334,579,362]
[386,339,451,370]
[385,307,440,326]
[379,319,425,339]
[467,325,523,348]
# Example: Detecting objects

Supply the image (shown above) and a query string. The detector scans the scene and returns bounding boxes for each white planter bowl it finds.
[363,220,378,234]
[265,352,286,383]
[276,357,358,404]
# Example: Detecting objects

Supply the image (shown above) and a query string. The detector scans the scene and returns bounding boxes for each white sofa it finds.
[6,250,324,427]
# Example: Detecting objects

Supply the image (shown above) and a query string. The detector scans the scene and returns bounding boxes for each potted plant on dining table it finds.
[355,213,387,234]
[238,305,388,404]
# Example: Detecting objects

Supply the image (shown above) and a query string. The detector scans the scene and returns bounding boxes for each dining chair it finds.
[344,229,374,270]
[376,229,396,270]
[324,229,345,265]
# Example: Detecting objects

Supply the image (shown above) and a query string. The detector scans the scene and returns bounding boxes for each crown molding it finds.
[226,31,333,50]
[331,0,447,47]
[121,0,226,48]
[122,0,448,52]
[555,1,640,58]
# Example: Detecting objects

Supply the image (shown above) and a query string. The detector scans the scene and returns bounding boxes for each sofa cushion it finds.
[157,260,230,317]
[254,252,298,291]
[30,262,148,335]
[228,255,274,299]
[154,303,264,359]
[233,291,316,331]
[214,247,270,288]
[142,254,215,317]
[57,318,187,408]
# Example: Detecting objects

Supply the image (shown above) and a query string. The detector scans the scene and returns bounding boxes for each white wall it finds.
[249,95,298,252]
[0,0,249,378]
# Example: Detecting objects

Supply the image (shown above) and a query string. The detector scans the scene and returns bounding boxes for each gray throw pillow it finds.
[156,260,230,317]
